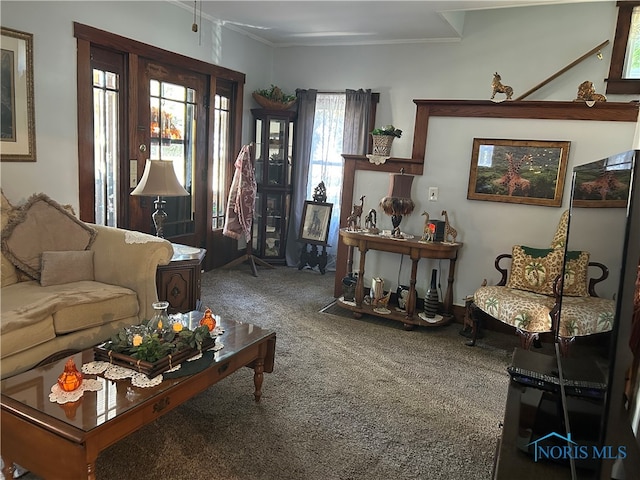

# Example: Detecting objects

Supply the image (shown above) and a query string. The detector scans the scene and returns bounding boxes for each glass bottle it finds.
[149,301,170,333]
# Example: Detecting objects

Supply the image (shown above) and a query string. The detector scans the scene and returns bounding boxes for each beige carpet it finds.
[20,266,519,480]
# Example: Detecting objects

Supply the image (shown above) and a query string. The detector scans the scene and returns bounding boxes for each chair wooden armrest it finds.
[494,253,512,286]
[587,261,608,297]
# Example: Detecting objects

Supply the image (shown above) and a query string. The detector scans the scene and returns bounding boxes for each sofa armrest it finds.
[89,225,173,321]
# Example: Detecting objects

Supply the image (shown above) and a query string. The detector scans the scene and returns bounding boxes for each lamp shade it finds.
[386,173,414,199]
[130,160,189,197]
[380,172,415,216]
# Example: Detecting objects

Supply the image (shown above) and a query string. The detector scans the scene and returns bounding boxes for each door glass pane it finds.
[149,80,196,238]
[212,92,230,229]
[93,68,119,227]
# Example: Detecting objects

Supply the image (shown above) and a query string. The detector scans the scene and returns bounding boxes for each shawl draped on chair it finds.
[223,144,256,242]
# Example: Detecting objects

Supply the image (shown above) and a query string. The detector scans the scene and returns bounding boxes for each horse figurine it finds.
[491,72,513,101]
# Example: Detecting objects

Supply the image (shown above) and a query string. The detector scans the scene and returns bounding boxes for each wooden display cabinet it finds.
[252,108,296,264]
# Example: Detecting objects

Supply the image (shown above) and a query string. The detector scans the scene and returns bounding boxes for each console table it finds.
[337,229,462,329]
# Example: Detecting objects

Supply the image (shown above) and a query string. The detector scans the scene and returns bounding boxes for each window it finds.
[212,88,231,229]
[308,93,346,269]
[607,1,640,94]
[92,68,120,227]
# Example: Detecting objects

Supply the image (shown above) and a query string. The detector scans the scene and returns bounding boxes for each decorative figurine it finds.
[346,195,365,231]
[491,72,513,101]
[199,308,216,331]
[574,80,606,103]
[364,208,379,234]
[421,211,434,241]
[58,358,83,392]
[312,181,327,203]
[441,210,458,243]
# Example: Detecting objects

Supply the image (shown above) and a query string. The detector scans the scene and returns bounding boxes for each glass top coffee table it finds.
[0,312,276,480]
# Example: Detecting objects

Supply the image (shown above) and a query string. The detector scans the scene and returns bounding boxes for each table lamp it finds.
[131,159,189,237]
[379,169,415,238]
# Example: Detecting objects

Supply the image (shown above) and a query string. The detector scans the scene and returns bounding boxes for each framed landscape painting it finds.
[467,138,570,207]
[1,27,36,162]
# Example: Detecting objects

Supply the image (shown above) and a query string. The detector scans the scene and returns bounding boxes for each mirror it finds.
[560,150,637,479]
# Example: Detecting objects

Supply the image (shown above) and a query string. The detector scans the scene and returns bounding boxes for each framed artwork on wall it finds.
[1,27,36,162]
[467,138,570,207]
[299,201,333,245]
[572,150,634,208]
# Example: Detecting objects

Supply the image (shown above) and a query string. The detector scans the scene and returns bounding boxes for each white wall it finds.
[273,1,635,303]
[0,1,635,305]
[0,0,273,207]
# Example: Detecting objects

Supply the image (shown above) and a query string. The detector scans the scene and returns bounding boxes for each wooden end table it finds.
[1,312,276,480]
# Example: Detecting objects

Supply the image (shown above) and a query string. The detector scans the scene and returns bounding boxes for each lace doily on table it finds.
[131,373,163,388]
[211,326,224,336]
[49,379,103,404]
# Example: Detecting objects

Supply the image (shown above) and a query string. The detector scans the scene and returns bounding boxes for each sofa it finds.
[1,192,173,379]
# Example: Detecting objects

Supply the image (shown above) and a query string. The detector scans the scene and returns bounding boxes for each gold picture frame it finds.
[1,27,36,162]
[467,138,570,207]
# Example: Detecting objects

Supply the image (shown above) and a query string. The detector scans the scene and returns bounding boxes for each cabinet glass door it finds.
[268,119,287,186]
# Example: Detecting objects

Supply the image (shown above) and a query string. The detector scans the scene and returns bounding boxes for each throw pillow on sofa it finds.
[1,193,97,280]
[40,250,95,287]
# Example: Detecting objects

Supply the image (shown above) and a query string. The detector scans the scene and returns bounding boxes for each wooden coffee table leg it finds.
[253,358,264,402]
[2,457,15,479]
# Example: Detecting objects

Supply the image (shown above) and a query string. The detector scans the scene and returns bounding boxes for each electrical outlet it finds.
[429,187,438,201]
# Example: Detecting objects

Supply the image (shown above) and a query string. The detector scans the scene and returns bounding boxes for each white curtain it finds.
[306,94,346,271]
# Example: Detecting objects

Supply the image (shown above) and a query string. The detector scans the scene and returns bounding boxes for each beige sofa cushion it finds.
[0,314,56,358]
[53,287,138,334]
[1,193,96,280]
[1,280,138,339]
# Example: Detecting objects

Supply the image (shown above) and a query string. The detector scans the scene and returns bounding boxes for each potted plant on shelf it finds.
[252,85,297,110]
[371,125,402,157]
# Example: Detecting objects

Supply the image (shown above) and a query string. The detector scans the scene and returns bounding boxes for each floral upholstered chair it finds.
[468,210,615,355]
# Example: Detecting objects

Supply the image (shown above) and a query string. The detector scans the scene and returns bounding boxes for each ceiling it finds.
[173,0,600,47]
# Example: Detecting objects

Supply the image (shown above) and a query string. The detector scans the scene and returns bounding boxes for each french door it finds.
[131,59,209,247]
[76,23,247,269]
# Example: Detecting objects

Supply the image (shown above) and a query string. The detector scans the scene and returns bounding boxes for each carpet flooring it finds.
[18,266,522,480]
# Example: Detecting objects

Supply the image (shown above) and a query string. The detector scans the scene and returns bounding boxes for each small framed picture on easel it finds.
[299,201,332,245]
